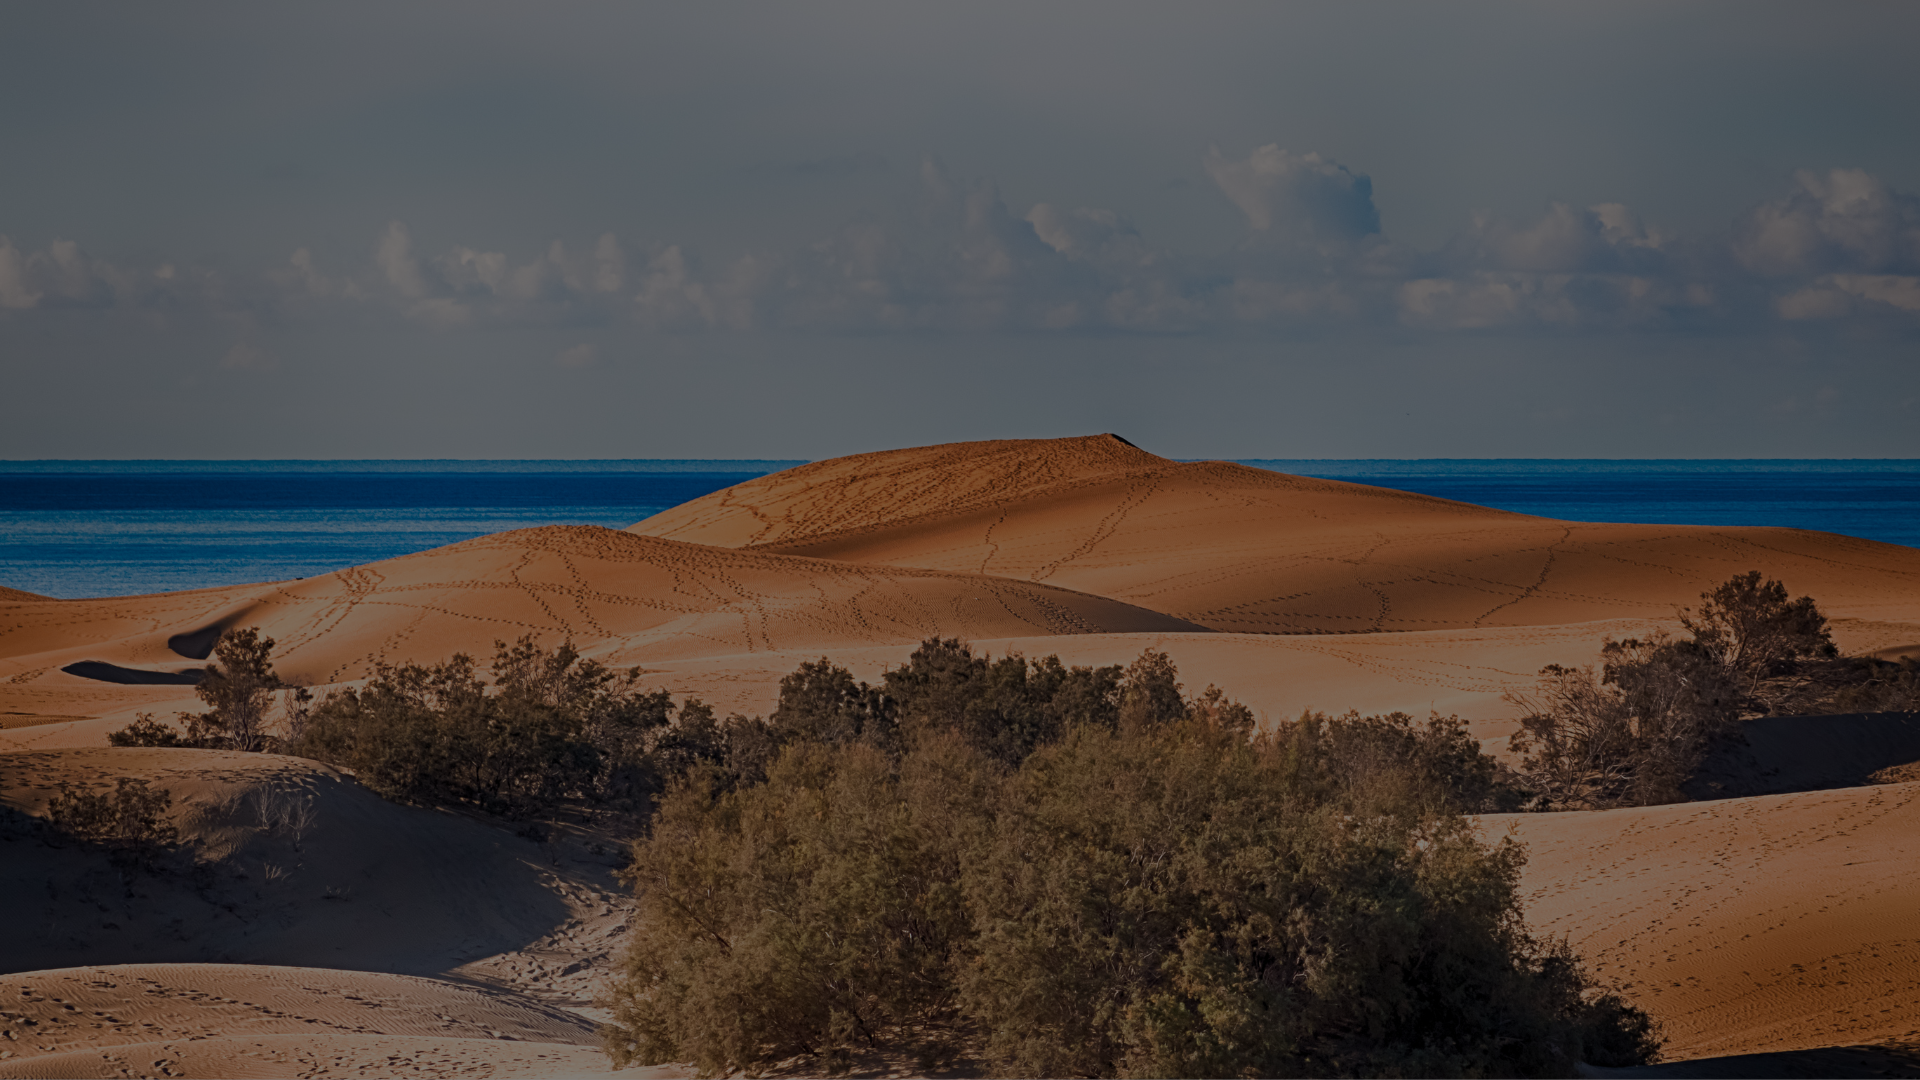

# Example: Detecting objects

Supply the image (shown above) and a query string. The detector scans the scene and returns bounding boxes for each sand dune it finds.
[0,586,53,603]
[1487,781,1920,1062]
[7,434,1920,1074]
[0,749,631,987]
[630,435,1920,634]
[0,524,1202,694]
[0,965,627,1079]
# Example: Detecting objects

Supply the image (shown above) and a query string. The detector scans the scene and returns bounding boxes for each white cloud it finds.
[1445,202,1668,274]
[1203,145,1380,240]
[5,158,1917,340]
[1732,169,1920,277]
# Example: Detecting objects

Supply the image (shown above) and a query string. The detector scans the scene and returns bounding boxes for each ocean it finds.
[2,459,1916,600]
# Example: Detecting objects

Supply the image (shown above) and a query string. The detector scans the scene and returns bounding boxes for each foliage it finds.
[1509,572,1837,809]
[1275,709,1525,816]
[107,711,192,748]
[962,721,1652,1078]
[1679,570,1836,689]
[292,637,699,816]
[605,648,1656,1078]
[186,626,287,751]
[606,735,991,1075]
[881,638,1127,765]
[47,777,180,870]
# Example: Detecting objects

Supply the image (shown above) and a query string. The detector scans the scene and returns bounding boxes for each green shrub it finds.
[606,735,990,1074]
[604,648,1656,1077]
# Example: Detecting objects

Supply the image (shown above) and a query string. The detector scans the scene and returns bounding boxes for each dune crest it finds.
[630,436,1920,634]
[0,524,1203,690]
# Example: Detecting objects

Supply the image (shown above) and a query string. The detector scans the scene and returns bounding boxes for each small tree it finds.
[187,626,285,751]
[1679,571,1835,692]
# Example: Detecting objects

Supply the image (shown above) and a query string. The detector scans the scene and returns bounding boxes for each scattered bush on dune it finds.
[108,626,312,751]
[605,640,1654,1078]
[1502,571,1919,809]
[46,776,181,871]
[289,638,720,817]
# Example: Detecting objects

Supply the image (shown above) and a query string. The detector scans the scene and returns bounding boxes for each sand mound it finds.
[0,749,629,984]
[0,587,53,603]
[1685,712,1920,800]
[631,436,1920,634]
[1486,781,1920,1062]
[0,964,618,1079]
[0,1035,624,1079]
[0,525,1202,692]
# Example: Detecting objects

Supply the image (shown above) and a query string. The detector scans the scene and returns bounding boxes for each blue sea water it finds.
[1,459,1916,600]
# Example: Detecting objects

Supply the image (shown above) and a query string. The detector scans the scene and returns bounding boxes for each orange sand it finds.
[3,434,1919,1075]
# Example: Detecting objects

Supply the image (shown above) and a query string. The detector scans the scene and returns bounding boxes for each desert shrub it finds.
[47,777,180,870]
[289,636,733,818]
[606,735,991,1075]
[606,648,1656,1077]
[1276,709,1525,816]
[769,658,900,751]
[107,712,191,748]
[1509,573,1835,808]
[185,626,286,751]
[1831,656,1920,713]
[1680,570,1836,689]
[881,638,1132,764]
[963,721,1651,1078]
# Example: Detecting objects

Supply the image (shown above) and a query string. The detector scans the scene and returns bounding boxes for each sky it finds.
[3,2,1918,460]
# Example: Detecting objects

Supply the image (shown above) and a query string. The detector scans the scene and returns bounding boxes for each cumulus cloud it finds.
[1444,202,1668,274]
[1203,145,1381,240]
[5,155,1917,340]
[1732,169,1920,277]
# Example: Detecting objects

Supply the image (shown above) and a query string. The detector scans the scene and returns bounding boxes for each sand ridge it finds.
[0,749,633,988]
[0,524,1204,694]
[630,436,1920,635]
[1485,781,1920,1061]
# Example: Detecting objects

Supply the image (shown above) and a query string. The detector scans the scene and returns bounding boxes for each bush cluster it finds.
[1507,571,1845,808]
[605,641,1653,1078]
[287,638,739,817]
[46,776,180,871]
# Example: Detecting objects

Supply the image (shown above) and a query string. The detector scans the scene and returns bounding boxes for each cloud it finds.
[1203,145,1380,240]
[1444,202,1668,274]
[5,156,1917,339]
[1732,169,1920,277]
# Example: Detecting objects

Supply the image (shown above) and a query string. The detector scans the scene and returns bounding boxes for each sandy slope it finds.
[0,523,1201,692]
[0,587,53,603]
[0,749,656,1078]
[1486,782,1920,1062]
[629,435,1920,634]
[0,965,636,1079]
[0,749,632,989]
[5,434,1920,1075]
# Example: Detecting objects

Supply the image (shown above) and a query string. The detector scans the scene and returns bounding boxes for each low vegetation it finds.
[46,776,180,871]
[605,641,1654,1077]
[1507,570,1917,809]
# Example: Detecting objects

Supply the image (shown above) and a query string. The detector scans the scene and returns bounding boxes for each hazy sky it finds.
[4,2,1917,460]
